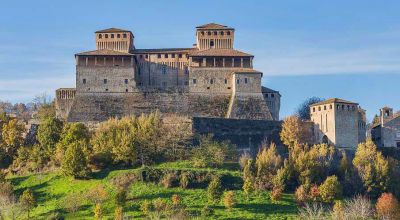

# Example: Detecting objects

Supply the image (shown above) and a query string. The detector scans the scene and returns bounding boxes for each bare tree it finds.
[296,97,325,120]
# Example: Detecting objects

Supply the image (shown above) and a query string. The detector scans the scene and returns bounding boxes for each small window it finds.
[99,34,102,39]
[162,66,167,74]
[207,87,210,89]
[105,34,109,38]
[158,54,161,58]
[104,79,107,84]
[227,31,231,35]
[83,79,86,84]
[265,94,269,98]
[324,106,327,110]
[210,40,214,47]
[193,79,197,84]
[185,81,189,85]
[111,34,114,38]
[313,107,315,112]
[224,79,227,84]
[271,94,274,98]
[172,54,175,58]
[165,54,168,58]
[210,79,214,84]
[214,31,217,35]
[201,31,204,36]
[123,33,127,38]
[337,104,340,110]
[244,78,248,84]
[124,79,128,84]
[145,54,149,59]
[318,107,321,111]
[227,87,231,89]
[221,31,224,36]
[330,105,332,109]
[237,79,240,84]
[207,31,211,36]
[117,34,121,38]
[125,89,128,92]
[342,105,345,110]
[105,88,109,91]
[179,54,182,58]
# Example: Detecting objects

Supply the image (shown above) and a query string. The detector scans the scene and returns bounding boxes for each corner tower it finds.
[95,28,134,53]
[195,23,234,50]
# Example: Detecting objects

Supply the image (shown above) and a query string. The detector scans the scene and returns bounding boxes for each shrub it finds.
[298,203,327,220]
[87,185,109,205]
[201,204,213,218]
[63,192,83,214]
[242,176,254,198]
[140,200,154,216]
[318,175,342,203]
[295,184,309,204]
[309,185,320,201]
[171,194,181,207]
[192,135,235,168]
[331,201,344,220]
[271,186,283,201]
[223,191,236,211]
[61,141,90,179]
[243,159,255,181]
[109,172,137,190]
[114,206,123,220]
[0,182,14,203]
[93,203,102,219]
[343,195,373,219]
[255,143,282,190]
[376,192,399,220]
[20,189,36,218]
[179,172,190,189]
[239,152,251,169]
[161,172,178,188]
[207,176,223,204]
[153,198,168,213]
[47,212,64,220]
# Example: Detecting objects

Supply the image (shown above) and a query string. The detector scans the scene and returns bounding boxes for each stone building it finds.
[371,107,400,148]
[310,98,366,148]
[56,23,280,123]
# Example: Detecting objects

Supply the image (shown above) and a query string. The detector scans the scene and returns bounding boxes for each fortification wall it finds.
[192,117,282,155]
[189,67,235,94]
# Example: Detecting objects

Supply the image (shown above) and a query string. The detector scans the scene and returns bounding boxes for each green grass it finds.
[8,162,298,219]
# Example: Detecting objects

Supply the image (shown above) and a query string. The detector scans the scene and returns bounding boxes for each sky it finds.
[0,0,399,121]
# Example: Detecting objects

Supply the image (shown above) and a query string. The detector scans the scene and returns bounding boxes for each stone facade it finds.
[55,23,281,123]
[310,98,366,148]
[371,107,400,148]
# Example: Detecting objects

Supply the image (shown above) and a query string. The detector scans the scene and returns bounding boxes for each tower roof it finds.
[189,48,252,57]
[196,23,233,30]
[310,98,358,107]
[95,28,132,33]
[75,49,133,56]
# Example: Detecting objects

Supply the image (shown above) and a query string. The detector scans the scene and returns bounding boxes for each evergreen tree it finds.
[61,141,89,178]
[20,189,37,218]
[207,176,223,204]
[37,117,63,157]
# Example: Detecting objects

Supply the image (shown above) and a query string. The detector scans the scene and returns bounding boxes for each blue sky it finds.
[1,0,399,121]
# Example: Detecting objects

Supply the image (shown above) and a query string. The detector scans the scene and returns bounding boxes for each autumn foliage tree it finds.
[255,143,282,190]
[375,192,399,220]
[318,175,342,203]
[280,115,312,148]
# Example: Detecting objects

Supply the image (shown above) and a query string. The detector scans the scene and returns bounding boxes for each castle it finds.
[371,107,400,148]
[55,23,281,123]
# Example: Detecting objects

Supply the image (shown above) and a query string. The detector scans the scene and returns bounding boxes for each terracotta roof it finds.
[75,49,133,56]
[310,98,358,107]
[196,23,233,30]
[133,48,195,54]
[189,49,253,57]
[95,28,131,33]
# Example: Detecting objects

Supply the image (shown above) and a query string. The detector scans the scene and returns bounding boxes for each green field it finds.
[8,161,298,219]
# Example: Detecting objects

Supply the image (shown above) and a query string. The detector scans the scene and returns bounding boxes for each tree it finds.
[61,141,89,178]
[1,119,25,154]
[87,185,109,205]
[64,192,83,215]
[296,97,324,120]
[192,135,235,168]
[353,139,389,198]
[56,122,90,164]
[376,193,399,220]
[94,203,102,219]
[37,117,63,157]
[255,143,282,190]
[243,176,254,198]
[280,115,312,148]
[114,206,123,220]
[114,189,127,207]
[223,191,236,211]
[318,175,342,203]
[372,114,380,126]
[207,176,223,204]
[19,189,36,218]
[243,159,255,181]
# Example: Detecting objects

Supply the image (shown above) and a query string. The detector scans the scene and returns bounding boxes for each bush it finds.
[140,200,154,216]
[179,172,190,189]
[376,192,399,220]
[242,177,254,198]
[171,194,181,207]
[93,203,102,219]
[239,152,251,169]
[201,204,213,218]
[114,206,123,220]
[318,175,342,203]
[298,203,327,220]
[295,184,309,204]
[192,135,236,168]
[255,143,282,190]
[161,172,178,188]
[207,176,223,204]
[61,141,90,179]
[331,201,344,220]
[343,195,373,219]
[271,186,283,201]
[309,185,320,201]
[20,189,36,218]
[223,191,236,211]
[114,189,127,207]
[63,192,83,214]
[87,185,108,205]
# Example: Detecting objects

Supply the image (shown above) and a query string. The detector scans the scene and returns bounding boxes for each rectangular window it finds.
[271,94,274,98]
[111,34,114,38]
[172,54,175,58]
[158,54,161,58]
[237,79,240,84]
[224,79,227,84]
[193,79,197,84]
[179,54,182,58]
[210,79,214,84]
[145,54,149,59]
[165,54,168,58]
[103,79,107,84]
[245,78,248,84]
[124,79,128,84]
[117,34,121,38]
[123,33,127,38]
[83,79,86,84]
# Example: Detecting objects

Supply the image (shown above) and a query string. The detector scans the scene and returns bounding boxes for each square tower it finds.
[95,28,134,53]
[310,98,366,148]
[195,23,234,50]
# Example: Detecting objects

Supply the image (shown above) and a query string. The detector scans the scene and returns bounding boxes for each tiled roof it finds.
[133,48,195,54]
[310,98,358,107]
[196,23,233,30]
[189,49,253,57]
[75,49,133,56]
[233,68,261,73]
[95,28,131,33]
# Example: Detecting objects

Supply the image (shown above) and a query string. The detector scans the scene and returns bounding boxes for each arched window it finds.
[99,34,102,39]
[227,31,231,35]
[201,31,204,36]
[210,40,214,47]
[221,31,224,36]
[207,31,211,36]
[105,34,108,38]
[214,31,217,35]
[111,34,114,38]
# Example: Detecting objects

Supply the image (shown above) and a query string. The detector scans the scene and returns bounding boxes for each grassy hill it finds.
[8,161,298,219]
